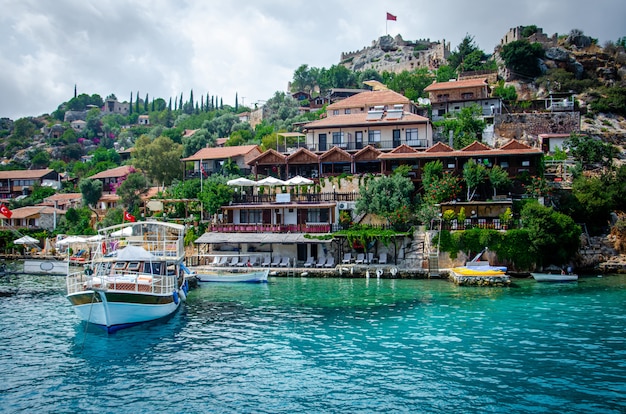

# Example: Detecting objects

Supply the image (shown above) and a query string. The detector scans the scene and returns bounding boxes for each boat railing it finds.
[67,270,177,295]
[97,236,184,260]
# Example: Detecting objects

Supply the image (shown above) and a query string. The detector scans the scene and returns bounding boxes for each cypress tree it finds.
[151,98,155,112]
[130,92,133,115]
[206,92,210,111]
[179,93,183,112]
[235,92,238,112]
[168,97,172,111]
[135,91,140,113]
[220,97,223,110]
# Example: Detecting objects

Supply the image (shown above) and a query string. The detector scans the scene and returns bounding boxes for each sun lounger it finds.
[355,253,365,264]
[218,256,229,266]
[324,256,335,268]
[315,257,326,268]
[366,252,374,264]
[229,256,239,267]
[378,253,387,264]
[270,256,281,267]
[279,257,290,267]
[303,257,315,267]
[341,253,352,264]
[261,256,271,267]
[237,256,249,267]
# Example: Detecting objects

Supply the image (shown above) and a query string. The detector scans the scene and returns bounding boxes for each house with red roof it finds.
[424,78,502,120]
[0,169,60,200]
[181,145,262,178]
[89,165,136,193]
[301,89,432,152]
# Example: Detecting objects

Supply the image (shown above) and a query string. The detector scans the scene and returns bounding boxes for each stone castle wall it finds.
[495,112,580,140]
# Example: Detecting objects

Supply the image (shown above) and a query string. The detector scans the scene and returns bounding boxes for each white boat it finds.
[196,268,269,283]
[66,221,189,333]
[531,272,578,282]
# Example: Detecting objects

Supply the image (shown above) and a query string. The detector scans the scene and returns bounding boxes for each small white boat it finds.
[196,268,269,283]
[531,272,578,282]
[24,259,69,275]
[66,221,189,333]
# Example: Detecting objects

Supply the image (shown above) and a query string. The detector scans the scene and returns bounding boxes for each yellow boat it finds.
[451,267,506,276]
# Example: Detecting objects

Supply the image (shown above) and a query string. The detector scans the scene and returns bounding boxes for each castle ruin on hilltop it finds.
[340,34,450,74]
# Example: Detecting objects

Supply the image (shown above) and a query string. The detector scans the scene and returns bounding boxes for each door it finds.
[355,131,363,150]
[319,133,327,151]
[392,129,401,148]
[297,244,307,264]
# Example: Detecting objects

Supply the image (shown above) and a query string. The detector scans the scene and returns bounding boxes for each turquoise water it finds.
[1,273,625,413]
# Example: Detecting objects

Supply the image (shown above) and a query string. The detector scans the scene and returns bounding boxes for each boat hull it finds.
[67,290,181,333]
[531,273,578,282]
[451,266,507,276]
[196,269,269,283]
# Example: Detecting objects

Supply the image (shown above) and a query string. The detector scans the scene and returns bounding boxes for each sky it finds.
[1,0,625,121]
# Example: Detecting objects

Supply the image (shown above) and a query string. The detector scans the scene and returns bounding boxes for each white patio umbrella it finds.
[256,176,286,196]
[227,177,257,187]
[56,235,87,246]
[256,176,286,186]
[13,235,39,245]
[285,175,314,185]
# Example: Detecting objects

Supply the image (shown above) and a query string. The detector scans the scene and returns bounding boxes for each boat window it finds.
[127,262,140,271]
[145,262,162,275]
[114,262,127,270]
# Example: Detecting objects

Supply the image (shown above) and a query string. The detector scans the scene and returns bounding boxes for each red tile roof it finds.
[0,168,55,180]
[326,89,411,110]
[181,145,261,162]
[89,165,135,179]
[424,78,488,92]
[378,140,542,160]
[9,205,66,219]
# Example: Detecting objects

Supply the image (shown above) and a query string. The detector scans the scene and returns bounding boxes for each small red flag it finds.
[0,203,12,219]
[123,211,136,222]
[386,12,397,21]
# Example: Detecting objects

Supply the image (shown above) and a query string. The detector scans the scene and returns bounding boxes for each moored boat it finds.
[196,268,269,283]
[66,221,189,333]
[531,272,578,282]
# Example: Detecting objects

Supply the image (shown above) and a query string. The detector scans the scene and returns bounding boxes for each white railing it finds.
[67,270,177,295]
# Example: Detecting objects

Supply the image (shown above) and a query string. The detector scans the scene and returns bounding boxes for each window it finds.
[307,209,329,223]
[461,92,474,99]
[332,132,345,146]
[240,210,262,224]
[114,262,127,270]
[500,161,509,168]
[332,109,339,115]
[127,262,140,271]
[145,262,162,275]
[344,108,351,114]
[368,130,381,143]
[406,128,419,145]
[522,160,530,167]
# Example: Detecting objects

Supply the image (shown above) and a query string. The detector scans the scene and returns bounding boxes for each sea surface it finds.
[0,271,625,413]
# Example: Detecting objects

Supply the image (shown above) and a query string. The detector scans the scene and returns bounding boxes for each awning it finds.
[194,232,333,245]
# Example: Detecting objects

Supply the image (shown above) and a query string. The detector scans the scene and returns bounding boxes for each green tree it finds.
[488,165,511,198]
[500,39,545,79]
[79,178,103,220]
[355,174,414,221]
[13,118,37,139]
[521,202,581,266]
[30,150,50,169]
[565,133,616,168]
[447,35,491,73]
[463,159,488,201]
[57,207,95,235]
[198,175,234,216]
[435,65,455,83]
[492,81,518,101]
[434,105,486,149]
[116,172,148,211]
[132,135,183,187]
[384,67,434,100]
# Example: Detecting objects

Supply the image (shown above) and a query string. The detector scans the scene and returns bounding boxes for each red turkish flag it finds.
[386,12,397,21]
[123,211,136,222]
[0,204,12,218]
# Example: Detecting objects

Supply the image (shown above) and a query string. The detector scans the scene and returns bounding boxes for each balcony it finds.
[209,223,332,233]
[231,192,358,205]
[310,139,429,152]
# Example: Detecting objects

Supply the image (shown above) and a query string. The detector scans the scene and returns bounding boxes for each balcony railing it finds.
[231,192,358,204]
[309,139,428,152]
[209,223,332,233]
